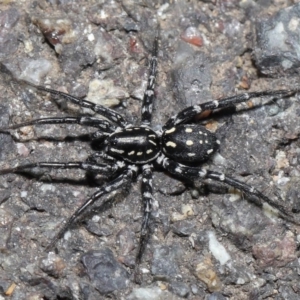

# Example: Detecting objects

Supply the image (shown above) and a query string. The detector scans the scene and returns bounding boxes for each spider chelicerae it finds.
[0,35,298,283]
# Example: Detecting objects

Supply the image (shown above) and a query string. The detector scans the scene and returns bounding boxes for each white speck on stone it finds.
[20,191,28,198]
[16,143,30,157]
[236,277,246,285]
[229,192,242,202]
[282,59,293,69]
[64,230,72,241]
[19,58,52,84]
[288,17,299,31]
[24,39,33,53]
[212,152,227,166]
[208,231,231,265]
[72,190,80,197]
[140,267,150,274]
[87,78,128,107]
[275,150,289,169]
[40,184,56,193]
[92,215,100,222]
[157,3,169,19]
[171,212,186,222]
[276,170,290,186]
[263,203,279,220]
[87,33,95,41]
[181,204,194,216]
[266,22,289,51]
[127,286,163,300]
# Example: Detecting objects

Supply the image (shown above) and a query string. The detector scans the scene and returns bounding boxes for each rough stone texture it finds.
[255,3,300,76]
[81,249,130,295]
[0,1,300,299]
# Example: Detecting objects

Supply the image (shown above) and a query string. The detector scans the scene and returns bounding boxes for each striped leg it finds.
[87,151,117,163]
[0,161,125,176]
[141,34,158,126]
[156,154,298,224]
[135,164,154,283]
[46,166,138,251]
[0,116,115,132]
[0,62,128,128]
[164,90,296,130]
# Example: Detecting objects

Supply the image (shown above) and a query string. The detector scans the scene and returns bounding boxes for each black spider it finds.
[0,35,298,283]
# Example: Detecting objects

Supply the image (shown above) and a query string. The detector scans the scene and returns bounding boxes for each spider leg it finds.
[32,84,128,127]
[156,154,298,224]
[135,163,154,283]
[46,165,138,251]
[87,151,117,163]
[85,153,120,186]
[0,160,126,176]
[89,131,110,141]
[1,62,128,128]
[0,116,115,132]
[141,34,158,126]
[164,90,296,129]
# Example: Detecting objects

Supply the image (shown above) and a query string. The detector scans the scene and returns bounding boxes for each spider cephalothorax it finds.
[0,34,298,283]
[106,126,160,164]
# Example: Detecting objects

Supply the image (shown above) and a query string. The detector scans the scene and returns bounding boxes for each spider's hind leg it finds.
[46,166,137,251]
[157,154,298,224]
[205,170,297,223]
[0,116,115,133]
[0,161,123,177]
[134,164,154,283]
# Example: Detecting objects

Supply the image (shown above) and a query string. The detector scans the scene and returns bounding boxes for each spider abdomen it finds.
[162,124,219,163]
[107,127,160,164]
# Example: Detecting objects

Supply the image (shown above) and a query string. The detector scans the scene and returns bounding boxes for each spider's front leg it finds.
[164,89,297,129]
[0,113,116,143]
[141,34,158,127]
[156,154,298,225]
[0,62,128,128]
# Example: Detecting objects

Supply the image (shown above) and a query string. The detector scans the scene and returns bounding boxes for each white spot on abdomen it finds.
[188,153,195,157]
[166,141,177,148]
[165,127,176,134]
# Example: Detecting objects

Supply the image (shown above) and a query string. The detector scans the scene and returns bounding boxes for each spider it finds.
[0,35,298,283]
